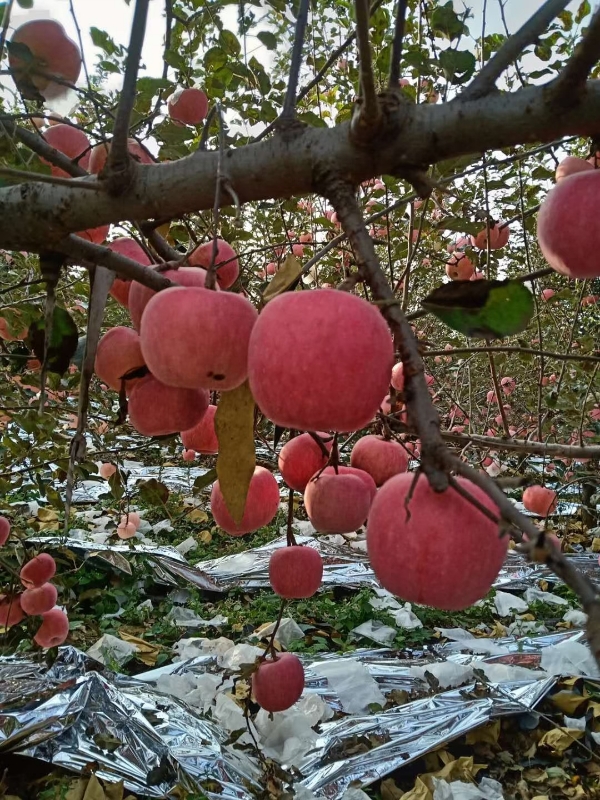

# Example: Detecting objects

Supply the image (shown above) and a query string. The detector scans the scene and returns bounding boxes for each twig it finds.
[106,0,150,193]
[423,345,600,364]
[280,0,310,123]
[388,0,409,88]
[435,429,600,460]
[1,120,88,177]
[463,0,571,99]
[0,166,99,190]
[488,352,510,437]
[552,4,600,104]
[0,0,14,64]
[352,0,382,140]
[206,104,225,291]
[58,235,175,291]
[323,175,448,491]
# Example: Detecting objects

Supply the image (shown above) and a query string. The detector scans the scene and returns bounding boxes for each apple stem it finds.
[286,488,297,547]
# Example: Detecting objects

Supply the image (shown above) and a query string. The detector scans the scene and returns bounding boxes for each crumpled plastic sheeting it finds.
[189,535,600,593]
[0,647,260,799]
[0,640,561,800]
[24,534,600,596]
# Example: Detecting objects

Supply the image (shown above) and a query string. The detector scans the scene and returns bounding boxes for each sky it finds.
[5,0,591,112]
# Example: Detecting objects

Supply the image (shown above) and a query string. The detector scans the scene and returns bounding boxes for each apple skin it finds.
[20,553,56,589]
[278,432,331,492]
[350,434,408,486]
[34,607,69,648]
[269,546,323,598]
[522,485,558,517]
[247,289,394,433]
[537,170,600,278]
[252,652,305,712]
[0,516,10,546]
[20,583,58,616]
[304,468,371,533]
[367,473,507,611]
[211,466,280,536]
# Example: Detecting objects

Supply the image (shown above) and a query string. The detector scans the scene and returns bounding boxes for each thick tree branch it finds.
[323,176,448,492]
[58,235,175,291]
[3,81,600,250]
[552,5,600,104]
[463,0,571,99]
[106,0,150,193]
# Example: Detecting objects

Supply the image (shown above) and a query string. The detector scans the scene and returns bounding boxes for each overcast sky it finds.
[7,0,591,110]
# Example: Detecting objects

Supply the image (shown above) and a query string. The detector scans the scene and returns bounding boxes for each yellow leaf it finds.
[199,529,212,544]
[118,632,160,666]
[262,254,303,303]
[465,720,500,745]
[550,690,587,715]
[215,381,256,525]
[380,778,404,800]
[37,508,59,521]
[538,727,584,753]
[188,508,209,524]
[235,679,250,700]
[592,537,600,553]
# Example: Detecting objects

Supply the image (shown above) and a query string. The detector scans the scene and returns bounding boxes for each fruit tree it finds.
[0,0,599,684]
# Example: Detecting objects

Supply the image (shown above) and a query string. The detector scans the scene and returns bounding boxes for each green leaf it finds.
[215,381,256,525]
[26,306,79,376]
[257,31,278,50]
[137,478,170,506]
[575,0,591,24]
[430,2,468,41]
[421,279,535,339]
[16,0,34,8]
[90,27,120,56]
[192,468,218,495]
[439,49,476,84]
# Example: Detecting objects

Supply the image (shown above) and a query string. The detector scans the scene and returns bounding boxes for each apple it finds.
[20,553,56,589]
[304,467,371,533]
[140,287,257,391]
[367,473,506,610]
[182,404,219,454]
[522,485,558,517]
[278,432,332,492]
[555,156,593,181]
[211,466,280,536]
[248,290,394,432]
[252,652,305,712]
[350,435,408,486]
[537,170,600,278]
[269,546,323,598]
[34,607,69,648]
[20,583,58,615]
[167,87,209,126]
[0,516,10,546]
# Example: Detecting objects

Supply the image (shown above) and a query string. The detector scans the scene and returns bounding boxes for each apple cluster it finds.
[0,517,68,647]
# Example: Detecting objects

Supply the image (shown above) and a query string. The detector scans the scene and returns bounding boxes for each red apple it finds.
[211,466,280,536]
[304,467,371,533]
[350,434,408,486]
[269,546,323,598]
[20,553,56,589]
[522,485,558,517]
[252,652,305,712]
[20,583,58,615]
[278,432,332,492]
[367,473,506,610]
[34,607,69,648]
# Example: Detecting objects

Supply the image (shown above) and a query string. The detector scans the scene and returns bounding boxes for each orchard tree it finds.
[0,0,599,685]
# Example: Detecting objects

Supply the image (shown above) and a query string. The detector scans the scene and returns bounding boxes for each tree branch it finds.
[463,0,571,100]
[58,235,175,291]
[1,119,88,178]
[388,0,408,88]
[438,429,600,460]
[280,0,310,123]
[3,81,600,249]
[323,175,448,492]
[352,0,382,140]
[424,345,600,364]
[551,4,600,104]
[106,0,150,193]
[446,453,600,668]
